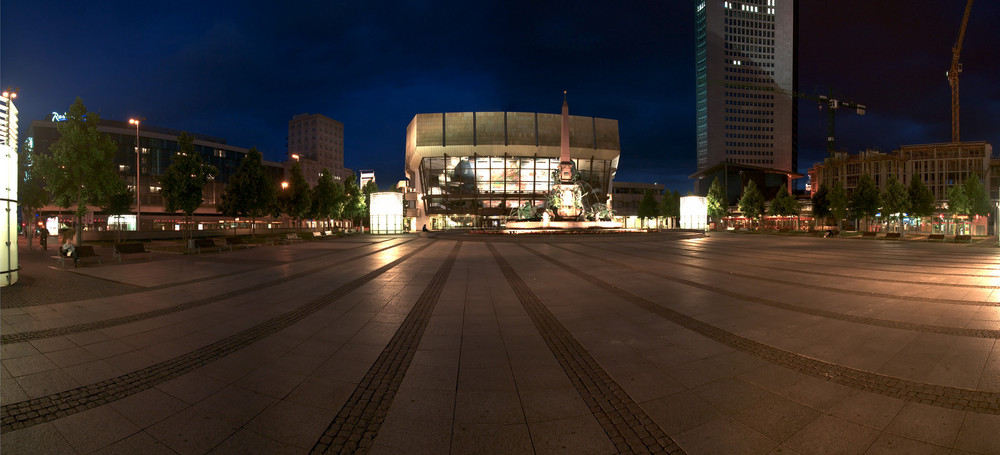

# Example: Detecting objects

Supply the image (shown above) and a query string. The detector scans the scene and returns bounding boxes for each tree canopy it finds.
[706,177,728,223]
[637,189,660,223]
[963,173,991,218]
[217,148,274,235]
[811,182,831,222]
[738,180,764,228]
[828,180,849,229]
[659,189,680,223]
[160,132,217,241]
[35,98,123,243]
[849,173,879,229]
[341,173,365,227]
[278,161,312,230]
[767,184,799,217]
[907,177,936,218]
[878,174,908,232]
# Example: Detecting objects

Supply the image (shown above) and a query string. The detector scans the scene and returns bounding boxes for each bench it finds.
[193,238,230,253]
[225,237,251,249]
[954,234,973,243]
[284,234,303,244]
[114,243,152,263]
[860,232,878,239]
[821,229,839,238]
[324,230,333,237]
[57,245,101,267]
[927,234,945,241]
[312,231,325,239]
[884,232,901,240]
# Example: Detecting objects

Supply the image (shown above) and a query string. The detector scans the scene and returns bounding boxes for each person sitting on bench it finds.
[59,229,79,267]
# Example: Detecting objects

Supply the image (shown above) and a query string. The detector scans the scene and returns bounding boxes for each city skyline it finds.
[2,0,998,191]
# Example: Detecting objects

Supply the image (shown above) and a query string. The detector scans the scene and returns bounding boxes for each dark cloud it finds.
[2,1,997,192]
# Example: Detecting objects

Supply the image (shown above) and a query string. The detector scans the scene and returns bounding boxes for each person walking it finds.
[38,225,49,250]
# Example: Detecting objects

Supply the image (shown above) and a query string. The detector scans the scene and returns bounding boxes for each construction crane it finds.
[727,83,866,157]
[948,0,973,143]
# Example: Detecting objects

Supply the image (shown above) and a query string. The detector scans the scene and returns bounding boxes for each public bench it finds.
[927,234,945,241]
[57,245,101,267]
[225,237,251,249]
[884,233,901,240]
[312,231,325,239]
[284,233,303,244]
[860,232,878,239]
[193,238,230,253]
[954,234,973,243]
[114,243,152,263]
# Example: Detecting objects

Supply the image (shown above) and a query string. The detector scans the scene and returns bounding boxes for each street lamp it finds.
[128,117,144,231]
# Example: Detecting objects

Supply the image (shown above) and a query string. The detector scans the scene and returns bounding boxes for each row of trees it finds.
[636,188,682,227]
[699,172,991,232]
[21,98,378,247]
[811,173,990,233]
[219,153,378,236]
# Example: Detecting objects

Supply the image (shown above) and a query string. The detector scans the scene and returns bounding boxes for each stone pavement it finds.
[1,232,999,454]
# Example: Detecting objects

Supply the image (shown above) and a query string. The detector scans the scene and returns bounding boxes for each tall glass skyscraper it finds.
[695,0,798,179]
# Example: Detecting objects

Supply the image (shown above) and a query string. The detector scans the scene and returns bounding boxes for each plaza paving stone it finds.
[1,232,999,454]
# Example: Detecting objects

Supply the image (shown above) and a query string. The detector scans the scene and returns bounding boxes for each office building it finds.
[287,113,349,186]
[694,0,798,191]
[27,116,285,231]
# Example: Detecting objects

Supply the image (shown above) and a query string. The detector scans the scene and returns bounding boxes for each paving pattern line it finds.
[661,240,1000,285]
[0,240,436,432]
[568,242,1000,338]
[525,243,1000,415]
[598,242,1000,306]
[1,239,416,345]
[309,242,462,455]
[685,236,1000,273]
[0,239,392,310]
[488,243,685,455]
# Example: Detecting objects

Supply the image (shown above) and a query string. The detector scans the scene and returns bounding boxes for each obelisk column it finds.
[559,91,573,182]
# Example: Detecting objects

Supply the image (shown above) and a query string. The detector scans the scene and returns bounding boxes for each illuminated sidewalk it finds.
[2,233,999,454]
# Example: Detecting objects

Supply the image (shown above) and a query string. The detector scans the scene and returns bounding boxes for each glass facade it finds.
[418,155,614,217]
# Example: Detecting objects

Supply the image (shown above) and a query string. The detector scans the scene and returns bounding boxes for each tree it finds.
[811,182,831,227]
[101,187,134,244]
[341,173,365,229]
[907,177,935,232]
[330,179,347,225]
[361,179,379,229]
[829,180,849,230]
[964,172,991,218]
[738,180,764,229]
[35,98,122,244]
[767,184,799,229]
[879,174,909,233]
[311,169,337,229]
[637,189,659,228]
[217,148,275,237]
[278,161,312,231]
[18,140,49,249]
[947,184,970,234]
[658,189,680,229]
[160,132,218,247]
[849,173,879,231]
[706,177,728,229]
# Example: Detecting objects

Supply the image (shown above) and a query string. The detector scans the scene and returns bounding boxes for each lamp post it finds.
[128,118,144,231]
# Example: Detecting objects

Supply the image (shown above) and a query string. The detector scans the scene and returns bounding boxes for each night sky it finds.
[3,1,998,192]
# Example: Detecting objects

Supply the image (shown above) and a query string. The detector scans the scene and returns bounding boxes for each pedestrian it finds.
[38,225,49,250]
[59,228,79,267]
[421,224,429,232]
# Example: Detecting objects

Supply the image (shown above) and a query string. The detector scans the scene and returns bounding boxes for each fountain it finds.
[505,92,620,232]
